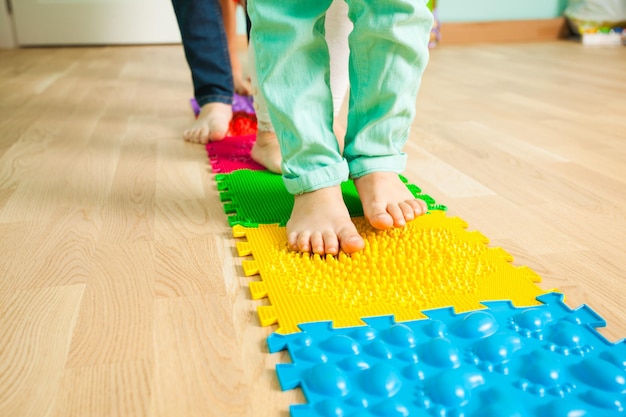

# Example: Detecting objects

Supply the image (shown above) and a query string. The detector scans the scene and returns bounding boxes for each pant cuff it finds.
[283,159,349,195]
[196,94,233,107]
[348,154,408,179]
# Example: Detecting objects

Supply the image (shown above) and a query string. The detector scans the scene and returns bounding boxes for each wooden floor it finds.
[0,41,625,417]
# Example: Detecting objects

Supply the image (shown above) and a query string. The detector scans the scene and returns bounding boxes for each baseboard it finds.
[439,17,570,45]
[236,17,569,50]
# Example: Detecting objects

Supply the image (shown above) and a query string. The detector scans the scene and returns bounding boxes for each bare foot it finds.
[183,102,232,144]
[251,130,282,173]
[287,185,365,255]
[234,75,252,96]
[354,172,428,230]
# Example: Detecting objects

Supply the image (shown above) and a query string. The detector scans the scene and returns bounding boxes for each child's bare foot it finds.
[251,130,282,173]
[183,102,232,144]
[354,172,428,230]
[287,185,365,255]
[234,76,252,96]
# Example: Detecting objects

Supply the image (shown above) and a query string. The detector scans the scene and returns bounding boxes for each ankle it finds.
[255,130,278,146]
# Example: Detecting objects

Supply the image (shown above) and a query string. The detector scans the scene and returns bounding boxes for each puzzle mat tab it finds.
[206,134,265,173]
[235,211,552,334]
[232,93,255,114]
[267,292,626,417]
[218,169,446,227]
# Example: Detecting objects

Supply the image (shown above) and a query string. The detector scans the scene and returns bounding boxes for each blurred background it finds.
[0,0,573,48]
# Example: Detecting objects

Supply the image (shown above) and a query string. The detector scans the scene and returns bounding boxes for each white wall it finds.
[438,0,568,22]
[0,1,16,48]
[236,7,247,35]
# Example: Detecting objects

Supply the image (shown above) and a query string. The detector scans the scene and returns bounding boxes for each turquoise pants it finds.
[248,0,433,195]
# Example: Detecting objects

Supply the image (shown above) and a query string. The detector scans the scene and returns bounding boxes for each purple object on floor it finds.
[190,98,201,117]
[190,94,254,117]
[232,93,255,114]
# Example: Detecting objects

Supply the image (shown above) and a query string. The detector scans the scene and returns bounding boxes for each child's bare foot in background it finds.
[233,74,252,96]
[252,125,343,174]
[287,185,365,255]
[251,130,282,173]
[354,171,427,230]
[183,102,232,144]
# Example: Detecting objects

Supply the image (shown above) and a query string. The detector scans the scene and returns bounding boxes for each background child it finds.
[172,0,250,143]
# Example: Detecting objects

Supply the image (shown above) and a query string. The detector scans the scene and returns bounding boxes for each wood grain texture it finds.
[0,285,84,417]
[0,41,625,416]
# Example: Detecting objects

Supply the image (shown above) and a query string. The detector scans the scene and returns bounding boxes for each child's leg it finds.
[248,41,282,173]
[325,0,352,151]
[249,0,364,254]
[344,0,433,229]
[172,0,233,143]
[249,0,352,173]
[220,0,252,95]
[326,0,351,134]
